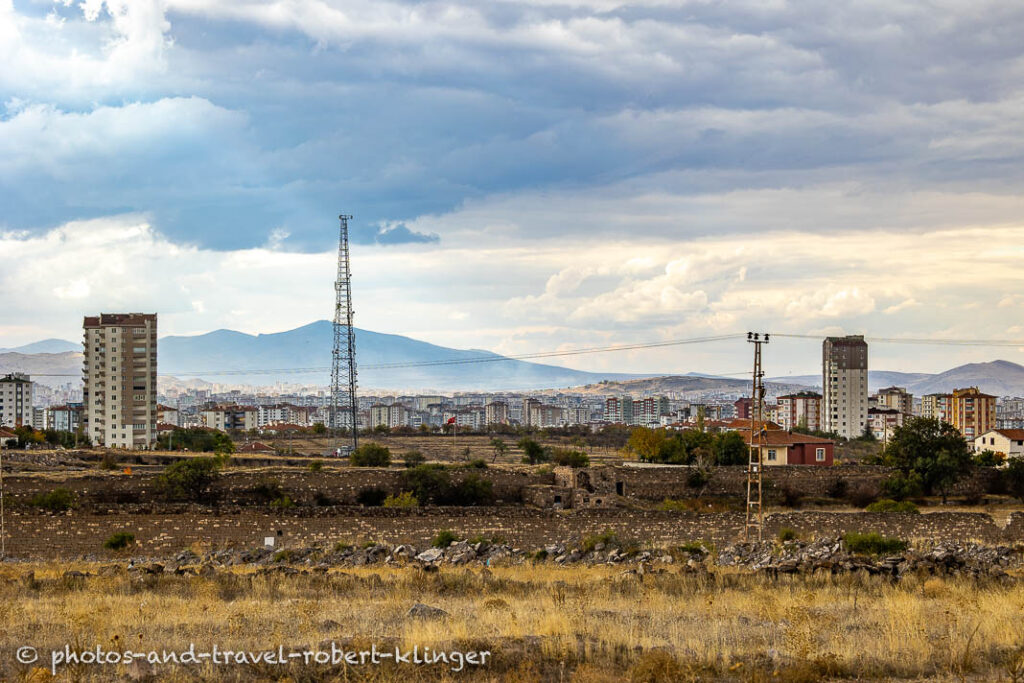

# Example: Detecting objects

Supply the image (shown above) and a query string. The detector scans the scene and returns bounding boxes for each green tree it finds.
[311,422,327,435]
[349,442,391,467]
[517,437,549,465]
[1004,458,1024,503]
[972,449,1004,467]
[156,457,223,501]
[877,417,972,503]
[712,431,748,466]
[627,427,666,462]
[490,437,508,463]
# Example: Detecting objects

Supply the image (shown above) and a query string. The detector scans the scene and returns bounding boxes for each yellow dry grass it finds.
[0,562,1022,681]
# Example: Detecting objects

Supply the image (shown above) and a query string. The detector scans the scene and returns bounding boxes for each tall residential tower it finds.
[83,313,158,448]
[822,335,868,439]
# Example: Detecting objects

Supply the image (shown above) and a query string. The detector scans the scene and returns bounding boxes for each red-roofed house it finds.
[736,429,834,465]
[0,427,18,448]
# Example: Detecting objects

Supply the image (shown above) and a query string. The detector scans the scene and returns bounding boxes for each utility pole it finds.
[330,214,359,457]
[745,332,770,542]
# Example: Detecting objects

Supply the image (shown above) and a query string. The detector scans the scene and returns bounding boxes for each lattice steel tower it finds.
[330,214,358,456]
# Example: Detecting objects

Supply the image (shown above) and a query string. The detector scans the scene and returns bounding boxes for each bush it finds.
[865,498,920,513]
[464,458,488,469]
[449,474,495,506]
[402,451,426,468]
[156,457,222,501]
[432,529,458,548]
[780,486,803,509]
[269,495,295,509]
[882,472,924,500]
[403,464,453,504]
[313,491,336,506]
[843,532,907,556]
[356,487,388,506]
[30,487,76,511]
[846,483,880,508]
[98,453,119,471]
[307,460,324,472]
[350,443,391,467]
[382,491,419,508]
[778,527,798,542]
[581,530,619,553]
[252,477,284,503]
[677,540,712,555]
[1004,458,1024,503]
[827,477,849,499]
[686,469,709,489]
[518,437,549,465]
[103,532,135,550]
[551,449,589,468]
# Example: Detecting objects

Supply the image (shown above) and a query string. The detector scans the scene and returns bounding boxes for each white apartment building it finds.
[0,373,33,428]
[369,403,410,428]
[822,335,868,439]
[83,313,158,448]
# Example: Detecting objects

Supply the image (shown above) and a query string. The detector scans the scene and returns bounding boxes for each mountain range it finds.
[3,321,1024,395]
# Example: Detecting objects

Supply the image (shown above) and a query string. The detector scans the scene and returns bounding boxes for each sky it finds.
[2,0,1024,376]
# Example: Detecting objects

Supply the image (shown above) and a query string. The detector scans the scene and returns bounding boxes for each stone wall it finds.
[5,507,1022,560]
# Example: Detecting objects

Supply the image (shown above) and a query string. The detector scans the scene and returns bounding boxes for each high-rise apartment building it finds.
[951,387,997,441]
[83,313,158,448]
[875,386,913,415]
[822,335,868,439]
[776,391,822,432]
[485,401,509,425]
[0,373,34,428]
[921,393,953,422]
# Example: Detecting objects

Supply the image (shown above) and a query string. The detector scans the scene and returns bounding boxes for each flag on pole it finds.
[446,417,456,425]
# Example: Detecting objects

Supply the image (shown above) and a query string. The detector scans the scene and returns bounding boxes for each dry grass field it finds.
[1,562,1023,682]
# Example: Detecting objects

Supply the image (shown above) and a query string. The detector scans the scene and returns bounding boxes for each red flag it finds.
[446,417,456,425]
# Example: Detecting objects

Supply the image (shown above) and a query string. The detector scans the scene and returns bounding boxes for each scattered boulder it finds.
[407,603,449,620]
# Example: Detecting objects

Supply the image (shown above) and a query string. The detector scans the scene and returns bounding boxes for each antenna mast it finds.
[330,214,359,456]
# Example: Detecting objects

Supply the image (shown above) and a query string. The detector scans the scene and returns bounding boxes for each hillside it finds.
[556,374,809,397]
[0,351,82,387]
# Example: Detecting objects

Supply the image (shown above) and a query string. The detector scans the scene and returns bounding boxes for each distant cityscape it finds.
[2,317,1023,459]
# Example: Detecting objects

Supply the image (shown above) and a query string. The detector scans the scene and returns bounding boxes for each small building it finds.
[973,429,1024,459]
[737,429,834,465]
[0,427,17,448]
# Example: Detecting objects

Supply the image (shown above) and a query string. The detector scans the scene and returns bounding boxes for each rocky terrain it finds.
[26,535,1022,582]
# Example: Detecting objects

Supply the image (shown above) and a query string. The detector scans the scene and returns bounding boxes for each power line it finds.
[772,333,1024,348]
[17,331,1024,379]
[20,333,748,377]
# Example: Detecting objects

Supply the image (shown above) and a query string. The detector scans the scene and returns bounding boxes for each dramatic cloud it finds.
[2,0,1024,372]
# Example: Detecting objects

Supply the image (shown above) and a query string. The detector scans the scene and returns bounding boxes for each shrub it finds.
[865,498,920,513]
[313,491,336,506]
[628,649,684,683]
[252,477,284,503]
[826,477,849,499]
[383,491,419,508]
[581,530,619,553]
[269,495,295,509]
[846,483,880,508]
[1004,458,1024,503]
[518,437,549,465]
[156,457,222,501]
[778,527,798,542]
[307,460,324,472]
[464,458,488,469]
[843,532,907,556]
[356,487,388,506]
[403,464,453,504]
[103,532,135,550]
[432,529,458,548]
[551,449,589,468]
[779,486,803,508]
[449,474,495,506]
[350,443,391,467]
[98,453,119,471]
[686,469,709,489]
[402,451,426,468]
[677,540,712,555]
[882,472,924,500]
[30,487,76,511]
